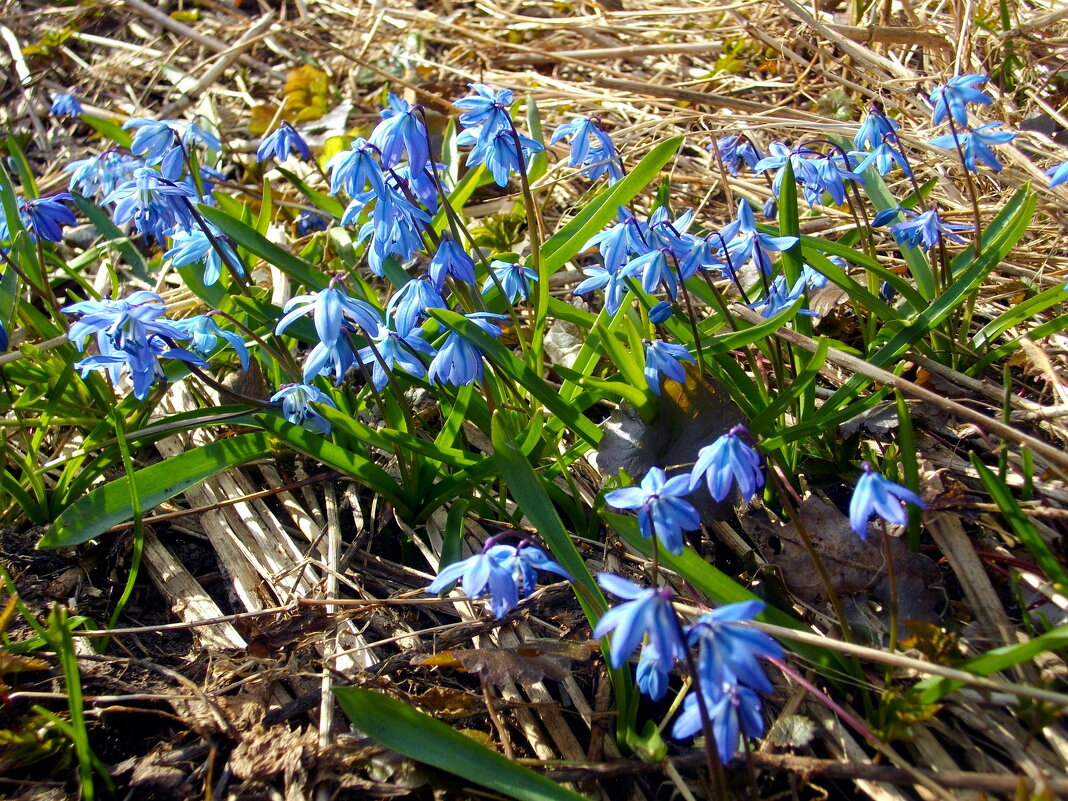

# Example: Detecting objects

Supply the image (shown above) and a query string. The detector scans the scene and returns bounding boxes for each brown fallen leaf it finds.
[412,645,581,686]
[741,495,945,627]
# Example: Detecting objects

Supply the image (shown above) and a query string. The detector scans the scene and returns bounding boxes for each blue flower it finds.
[853,108,900,150]
[427,313,505,386]
[550,117,622,181]
[63,290,188,353]
[0,319,7,352]
[583,210,648,272]
[75,336,208,400]
[671,681,765,763]
[257,121,311,163]
[573,261,630,315]
[753,142,820,199]
[296,212,329,237]
[271,383,336,434]
[370,93,429,172]
[65,151,142,199]
[326,138,385,197]
[104,167,198,241]
[628,248,680,299]
[929,122,1016,172]
[888,208,972,250]
[20,193,76,242]
[482,259,538,303]
[849,462,926,538]
[930,74,991,126]
[712,134,763,176]
[686,600,781,693]
[720,199,797,275]
[177,119,221,154]
[123,118,185,180]
[463,127,544,187]
[689,424,764,502]
[428,540,569,619]
[1048,160,1068,188]
[356,323,436,391]
[750,273,818,320]
[50,93,82,117]
[605,467,700,555]
[164,226,242,286]
[353,182,432,276]
[386,274,448,336]
[593,573,686,672]
[648,300,673,324]
[642,339,694,396]
[275,285,382,346]
[809,152,864,206]
[851,141,912,176]
[429,236,477,290]
[453,84,514,142]
[635,644,672,700]
[172,315,249,370]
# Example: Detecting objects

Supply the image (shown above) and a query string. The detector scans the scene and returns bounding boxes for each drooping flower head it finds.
[271,383,336,434]
[257,121,311,164]
[689,424,764,502]
[50,93,82,118]
[593,574,686,676]
[929,74,992,126]
[849,462,926,538]
[642,339,694,396]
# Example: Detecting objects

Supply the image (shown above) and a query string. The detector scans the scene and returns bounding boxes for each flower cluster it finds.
[595,573,782,763]
[605,425,764,555]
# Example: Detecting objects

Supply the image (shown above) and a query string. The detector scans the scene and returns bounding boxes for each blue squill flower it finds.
[642,338,693,396]
[686,600,782,693]
[482,259,538,303]
[164,226,242,286]
[50,93,82,117]
[429,236,477,290]
[809,152,864,206]
[930,74,992,126]
[326,138,385,197]
[296,212,329,237]
[550,117,622,181]
[370,93,429,172]
[356,323,436,391]
[65,151,141,199]
[428,540,568,619]
[1048,161,1068,188]
[271,383,336,434]
[851,141,912,176]
[172,314,249,370]
[75,336,208,400]
[605,467,700,555]
[63,291,187,353]
[648,300,673,324]
[753,142,819,198]
[849,462,926,538]
[671,681,765,763]
[635,644,671,700]
[712,134,763,176]
[453,84,514,141]
[257,121,310,163]
[123,118,185,180]
[628,248,680,299]
[427,312,505,386]
[20,193,76,242]
[720,199,797,275]
[750,273,819,320]
[386,274,448,336]
[354,183,432,276]
[463,127,543,187]
[593,573,686,672]
[104,167,198,241]
[176,119,221,154]
[689,424,764,502]
[573,261,630,315]
[889,208,972,250]
[0,319,7,352]
[853,109,900,150]
[929,122,1016,172]
[275,285,381,347]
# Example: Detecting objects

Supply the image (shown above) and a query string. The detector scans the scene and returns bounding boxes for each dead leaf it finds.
[741,496,944,628]
[412,647,571,685]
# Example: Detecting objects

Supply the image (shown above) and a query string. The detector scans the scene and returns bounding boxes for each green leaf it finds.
[78,116,133,149]
[276,167,344,218]
[199,205,327,290]
[970,454,1068,592]
[334,687,589,801]
[430,309,603,447]
[70,195,150,282]
[537,136,684,276]
[39,433,273,548]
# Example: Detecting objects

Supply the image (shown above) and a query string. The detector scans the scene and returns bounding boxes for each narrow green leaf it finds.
[199,205,327,290]
[970,454,1068,592]
[70,195,150,282]
[276,167,344,218]
[334,687,589,801]
[40,433,272,548]
[78,115,133,149]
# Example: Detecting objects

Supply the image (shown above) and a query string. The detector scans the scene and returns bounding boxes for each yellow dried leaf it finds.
[249,105,280,137]
[282,65,330,122]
